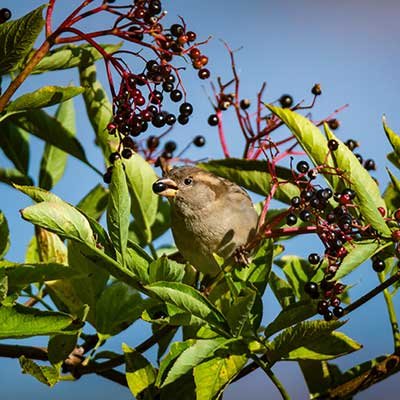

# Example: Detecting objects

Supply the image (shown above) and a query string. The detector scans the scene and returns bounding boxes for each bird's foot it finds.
[234,246,251,266]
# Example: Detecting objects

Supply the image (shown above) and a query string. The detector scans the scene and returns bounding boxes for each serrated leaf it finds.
[267,105,391,237]
[19,356,59,387]
[10,109,95,171]
[20,201,95,244]
[264,301,316,338]
[145,282,229,334]
[199,159,300,204]
[107,161,130,267]
[39,98,76,190]
[194,354,247,400]
[149,255,185,283]
[123,343,157,399]
[268,320,346,363]
[226,288,256,337]
[0,167,32,186]
[162,338,234,387]
[95,282,144,338]
[79,62,115,160]
[0,120,29,174]
[0,211,10,259]
[32,43,122,74]
[125,153,159,244]
[0,304,80,339]
[6,86,84,112]
[0,5,45,75]
[76,184,109,220]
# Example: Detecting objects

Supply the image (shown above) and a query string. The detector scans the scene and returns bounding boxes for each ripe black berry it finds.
[317,300,329,315]
[152,113,166,128]
[299,210,311,222]
[122,137,138,151]
[291,196,301,208]
[328,139,339,151]
[355,153,363,163]
[109,152,121,164]
[300,190,314,201]
[333,306,344,318]
[364,159,376,171]
[170,89,183,102]
[317,188,333,200]
[328,119,340,130]
[146,59,160,73]
[372,258,385,272]
[0,8,12,22]
[148,0,162,15]
[170,24,184,37]
[121,148,133,159]
[103,170,112,184]
[240,99,251,110]
[311,84,322,96]
[198,68,210,80]
[208,114,219,126]
[178,114,189,125]
[186,31,197,42]
[304,282,319,299]
[149,90,163,104]
[345,139,358,151]
[342,188,356,200]
[296,160,309,173]
[286,213,297,226]
[162,82,173,92]
[308,253,320,265]
[179,102,193,116]
[165,113,176,126]
[193,135,206,147]
[279,94,293,108]
[164,141,177,152]
[324,310,333,321]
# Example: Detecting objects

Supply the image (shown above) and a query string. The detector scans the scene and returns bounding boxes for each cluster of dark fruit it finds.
[101,1,211,182]
[344,138,376,171]
[0,8,11,24]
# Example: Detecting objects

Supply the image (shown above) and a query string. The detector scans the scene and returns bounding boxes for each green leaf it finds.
[226,288,256,337]
[32,43,122,74]
[47,333,79,369]
[95,282,144,338]
[264,301,316,338]
[267,105,391,237]
[0,120,29,174]
[387,151,400,170]
[0,167,32,186]
[76,184,109,220]
[268,320,348,362]
[0,273,8,302]
[156,340,195,387]
[39,98,76,190]
[0,261,80,290]
[199,158,300,204]
[0,304,80,339]
[79,62,115,160]
[194,354,247,400]
[123,343,157,399]
[6,86,84,112]
[125,153,159,244]
[14,184,62,203]
[21,201,95,244]
[10,109,94,171]
[107,161,130,267]
[0,5,45,75]
[149,255,185,283]
[19,356,59,387]
[126,240,152,282]
[383,116,400,160]
[0,211,10,259]
[269,271,295,308]
[285,331,361,361]
[161,338,234,387]
[145,282,229,334]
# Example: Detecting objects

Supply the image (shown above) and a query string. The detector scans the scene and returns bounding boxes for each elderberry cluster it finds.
[99,0,211,182]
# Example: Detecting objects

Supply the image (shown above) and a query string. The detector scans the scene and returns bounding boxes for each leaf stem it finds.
[378,271,400,352]
[250,355,290,400]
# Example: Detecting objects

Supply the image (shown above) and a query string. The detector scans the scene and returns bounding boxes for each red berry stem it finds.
[216,109,230,157]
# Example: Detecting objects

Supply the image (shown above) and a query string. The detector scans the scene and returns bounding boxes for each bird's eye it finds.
[184,177,193,185]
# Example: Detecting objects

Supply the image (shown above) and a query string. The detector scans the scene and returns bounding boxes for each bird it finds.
[152,166,259,277]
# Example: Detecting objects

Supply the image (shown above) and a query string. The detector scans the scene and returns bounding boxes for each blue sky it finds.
[1,0,400,398]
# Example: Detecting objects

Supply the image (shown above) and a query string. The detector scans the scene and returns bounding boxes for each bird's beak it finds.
[152,177,178,197]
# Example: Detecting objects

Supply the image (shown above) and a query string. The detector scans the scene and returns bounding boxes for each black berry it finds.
[0,8,12,22]
[328,119,340,130]
[165,113,176,126]
[324,310,333,321]
[299,210,311,222]
[198,68,210,80]
[308,253,320,265]
[311,84,322,96]
[296,160,309,173]
[304,282,319,299]
[372,258,385,272]
[193,135,206,147]
[345,139,358,151]
[208,114,219,126]
[152,113,166,128]
[364,159,376,171]
[164,141,177,152]
[333,306,344,318]
[109,152,121,164]
[240,99,251,110]
[170,89,183,102]
[178,114,189,125]
[170,24,184,37]
[291,196,301,208]
[328,139,339,151]
[147,135,160,150]
[286,213,297,226]
[279,94,293,108]
[179,102,193,116]
[121,148,133,159]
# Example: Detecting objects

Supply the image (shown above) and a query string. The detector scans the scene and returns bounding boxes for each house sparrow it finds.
[152,166,259,277]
